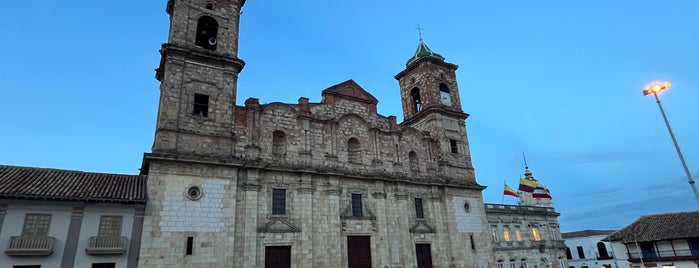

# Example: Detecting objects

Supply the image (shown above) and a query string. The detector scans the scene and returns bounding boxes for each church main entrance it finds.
[347,236,372,268]
[265,246,291,268]
[415,243,433,268]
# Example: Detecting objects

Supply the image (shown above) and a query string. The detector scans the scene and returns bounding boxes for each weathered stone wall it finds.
[230,93,477,187]
[140,158,493,267]
[139,161,240,266]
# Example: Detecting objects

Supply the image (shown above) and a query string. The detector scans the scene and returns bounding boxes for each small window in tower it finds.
[205,2,213,9]
[193,94,209,117]
[186,236,194,255]
[450,140,458,154]
[411,87,422,113]
[440,83,452,106]
[195,16,218,50]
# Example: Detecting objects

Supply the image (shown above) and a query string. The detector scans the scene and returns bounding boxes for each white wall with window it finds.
[74,206,137,267]
[0,203,139,268]
[0,204,72,267]
[562,230,619,268]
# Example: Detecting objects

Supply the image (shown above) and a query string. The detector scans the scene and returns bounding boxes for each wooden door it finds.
[415,243,433,268]
[347,236,372,268]
[265,246,291,268]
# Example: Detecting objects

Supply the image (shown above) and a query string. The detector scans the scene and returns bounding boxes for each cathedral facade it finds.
[137,0,567,267]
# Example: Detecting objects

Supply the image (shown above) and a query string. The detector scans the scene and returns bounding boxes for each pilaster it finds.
[61,206,84,268]
[127,206,146,268]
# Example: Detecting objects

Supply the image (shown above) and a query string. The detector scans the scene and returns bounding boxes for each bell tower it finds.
[152,0,246,156]
[395,39,464,122]
[395,39,476,183]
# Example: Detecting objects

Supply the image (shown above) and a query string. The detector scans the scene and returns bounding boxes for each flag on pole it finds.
[504,184,519,197]
[532,181,552,199]
[518,178,537,192]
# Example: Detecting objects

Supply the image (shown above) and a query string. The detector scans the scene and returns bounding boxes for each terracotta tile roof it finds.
[607,210,699,243]
[562,230,615,239]
[0,165,147,204]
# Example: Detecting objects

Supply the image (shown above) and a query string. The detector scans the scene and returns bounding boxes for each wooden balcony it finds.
[4,235,55,256]
[85,236,128,255]
[627,249,699,263]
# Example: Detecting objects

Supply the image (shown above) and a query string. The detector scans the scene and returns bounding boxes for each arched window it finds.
[408,151,418,171]
[439,83,451,105]
[597,242,609,258]
[565,247,572,259]
[272,131,286,156]
[411,87,421,113]
[348,137,361,163]
[195,16,218,50]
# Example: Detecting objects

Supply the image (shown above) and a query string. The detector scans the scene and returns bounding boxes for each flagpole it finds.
[502,180,506,204]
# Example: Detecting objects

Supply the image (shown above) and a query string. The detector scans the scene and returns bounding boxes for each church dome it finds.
[406,39,445,67]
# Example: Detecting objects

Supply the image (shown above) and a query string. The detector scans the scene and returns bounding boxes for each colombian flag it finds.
[518,178,537,192]
[504,184,518,197]
[532,182,552,199]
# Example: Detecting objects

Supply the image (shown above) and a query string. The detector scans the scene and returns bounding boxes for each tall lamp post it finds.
[643,81,699,205]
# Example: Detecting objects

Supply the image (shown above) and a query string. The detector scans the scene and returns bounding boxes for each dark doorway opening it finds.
[347,236,372,268]
[416,243,433,268]
[265,246,291,268]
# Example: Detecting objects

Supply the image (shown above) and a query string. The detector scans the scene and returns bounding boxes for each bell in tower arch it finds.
[195,16,218,50]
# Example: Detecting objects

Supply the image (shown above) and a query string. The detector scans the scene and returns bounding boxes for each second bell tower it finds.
[152,0,246,156]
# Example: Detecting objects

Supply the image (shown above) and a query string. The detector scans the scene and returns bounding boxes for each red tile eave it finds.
[0,194,147,205]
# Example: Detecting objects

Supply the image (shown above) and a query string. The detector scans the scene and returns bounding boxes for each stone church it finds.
[135,0,568,267]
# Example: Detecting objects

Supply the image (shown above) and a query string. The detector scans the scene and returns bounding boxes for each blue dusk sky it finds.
[1,1,698,232]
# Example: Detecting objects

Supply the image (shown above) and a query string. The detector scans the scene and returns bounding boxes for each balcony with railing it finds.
[4,235,55,256]
[85,236,128,255]
[627,249,699,263]
[493,239,567,251]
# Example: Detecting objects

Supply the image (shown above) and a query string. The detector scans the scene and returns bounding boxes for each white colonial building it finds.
[607,211,699,268]
[562,230,618,268]
[0,165,147,268]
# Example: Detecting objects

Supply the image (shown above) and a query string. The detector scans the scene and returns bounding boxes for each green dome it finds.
[406,39,445,67]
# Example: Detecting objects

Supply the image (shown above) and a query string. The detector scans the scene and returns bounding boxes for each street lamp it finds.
[643,81,699,205]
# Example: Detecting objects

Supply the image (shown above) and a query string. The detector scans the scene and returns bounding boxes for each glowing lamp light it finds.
[643,81,671,96]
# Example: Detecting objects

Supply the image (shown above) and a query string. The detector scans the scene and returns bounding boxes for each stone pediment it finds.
[321,80,378,105]
[340,204,376,220]
[258,217,300,233]
[409,220,435,233]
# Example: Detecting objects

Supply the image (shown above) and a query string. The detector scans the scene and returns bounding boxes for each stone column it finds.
[394,187,411,267]
[240,169,260,267]
[61,206,84,268]
[297,173,314,267]
[318,180,342,267]
[431,188,454,266]
[371,181,390,267]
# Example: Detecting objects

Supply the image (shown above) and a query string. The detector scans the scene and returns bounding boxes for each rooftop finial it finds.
[416,24,424,40]
[522,152,529,169]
